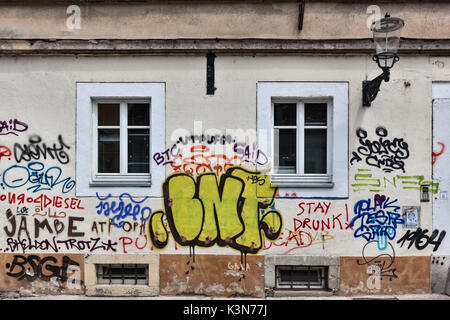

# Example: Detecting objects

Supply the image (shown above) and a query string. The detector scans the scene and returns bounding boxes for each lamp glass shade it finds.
[371,14,404,68]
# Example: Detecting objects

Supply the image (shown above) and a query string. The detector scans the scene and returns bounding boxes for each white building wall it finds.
[0,54,449,295]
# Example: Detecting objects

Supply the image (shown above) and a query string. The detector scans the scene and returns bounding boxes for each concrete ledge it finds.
[446,267,450,296]
[431,255,450,293]
[1,38,450,55]
[86,284,157,297]
[4,293,450,300]
[273,290,335,298]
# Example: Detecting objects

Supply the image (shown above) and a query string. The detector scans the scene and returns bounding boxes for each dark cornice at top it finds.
[1,38,450,56]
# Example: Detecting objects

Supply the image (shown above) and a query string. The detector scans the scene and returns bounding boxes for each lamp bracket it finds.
[362,68,390,107]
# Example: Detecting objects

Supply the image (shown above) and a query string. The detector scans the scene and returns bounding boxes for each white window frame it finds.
[76,82,165,197]
[92,99,151,185]
[257,82,348,198]
[272,99,332,181]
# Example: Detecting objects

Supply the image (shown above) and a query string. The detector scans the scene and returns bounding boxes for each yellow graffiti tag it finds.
[147,166,283,255]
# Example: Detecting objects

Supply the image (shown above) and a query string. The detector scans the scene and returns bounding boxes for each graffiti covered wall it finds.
[0,52,448,297]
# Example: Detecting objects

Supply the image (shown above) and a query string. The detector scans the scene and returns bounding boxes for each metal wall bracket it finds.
[206,52,216,95]
[362,68,390,107]
[298,0,305,30]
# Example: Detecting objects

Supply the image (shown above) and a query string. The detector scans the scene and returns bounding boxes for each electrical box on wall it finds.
[420,184,430,202]
[402,206,420,228]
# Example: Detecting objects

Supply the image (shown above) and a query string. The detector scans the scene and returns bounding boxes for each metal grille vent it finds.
[275,266,328,290]
[96,264,149,285]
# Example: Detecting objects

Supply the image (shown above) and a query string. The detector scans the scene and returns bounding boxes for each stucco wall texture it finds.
[0,53,449,296]
[0,1,449,298]
[0,1,448,40]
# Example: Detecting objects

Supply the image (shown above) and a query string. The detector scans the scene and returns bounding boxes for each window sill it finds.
[272,290,334,298]
[90,174,151,188]
[90,182,152,187]
[86,284,158,297]
[270,174,334,189]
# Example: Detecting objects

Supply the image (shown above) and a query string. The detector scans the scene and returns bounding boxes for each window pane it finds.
[128,129,150,173]
[98,103,120,126]
[292,267,322,287]
[305,103,327,126]
[277,268,293,287]
[304,129,327,174]
[304,269,324,287]
[276,266,326,289]
[274,103,296,126]
[290,269,311,284]
[128,103,150,126]
[274,128,296,174]
[98,129,120,173]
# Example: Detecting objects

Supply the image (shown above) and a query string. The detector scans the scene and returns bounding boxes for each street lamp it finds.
[363,13,405,107]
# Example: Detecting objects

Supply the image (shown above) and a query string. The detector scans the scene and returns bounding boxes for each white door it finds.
[433,97,450,254]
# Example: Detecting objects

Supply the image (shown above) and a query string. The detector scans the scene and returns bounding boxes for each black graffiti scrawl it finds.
[6,255,79,282]
[350,127,410,173]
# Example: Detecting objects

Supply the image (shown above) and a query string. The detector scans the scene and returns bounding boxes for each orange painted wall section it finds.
[160,254,265,298]
[339,256,430,296]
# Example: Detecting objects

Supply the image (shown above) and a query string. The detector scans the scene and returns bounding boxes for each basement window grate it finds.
[275,266,328,290]
[96,264,149,285]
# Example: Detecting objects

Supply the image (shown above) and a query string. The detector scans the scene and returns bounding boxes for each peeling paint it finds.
[161,273,188,295]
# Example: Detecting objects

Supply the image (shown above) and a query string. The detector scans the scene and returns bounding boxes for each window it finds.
[96,264,149,285]
[93,100,150,184]
[275,266,328,290]
[257,82,348,198]
[85,254,159,296]
[273,101,331,175]
[265,255,339,295]
[76,83,165,197]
